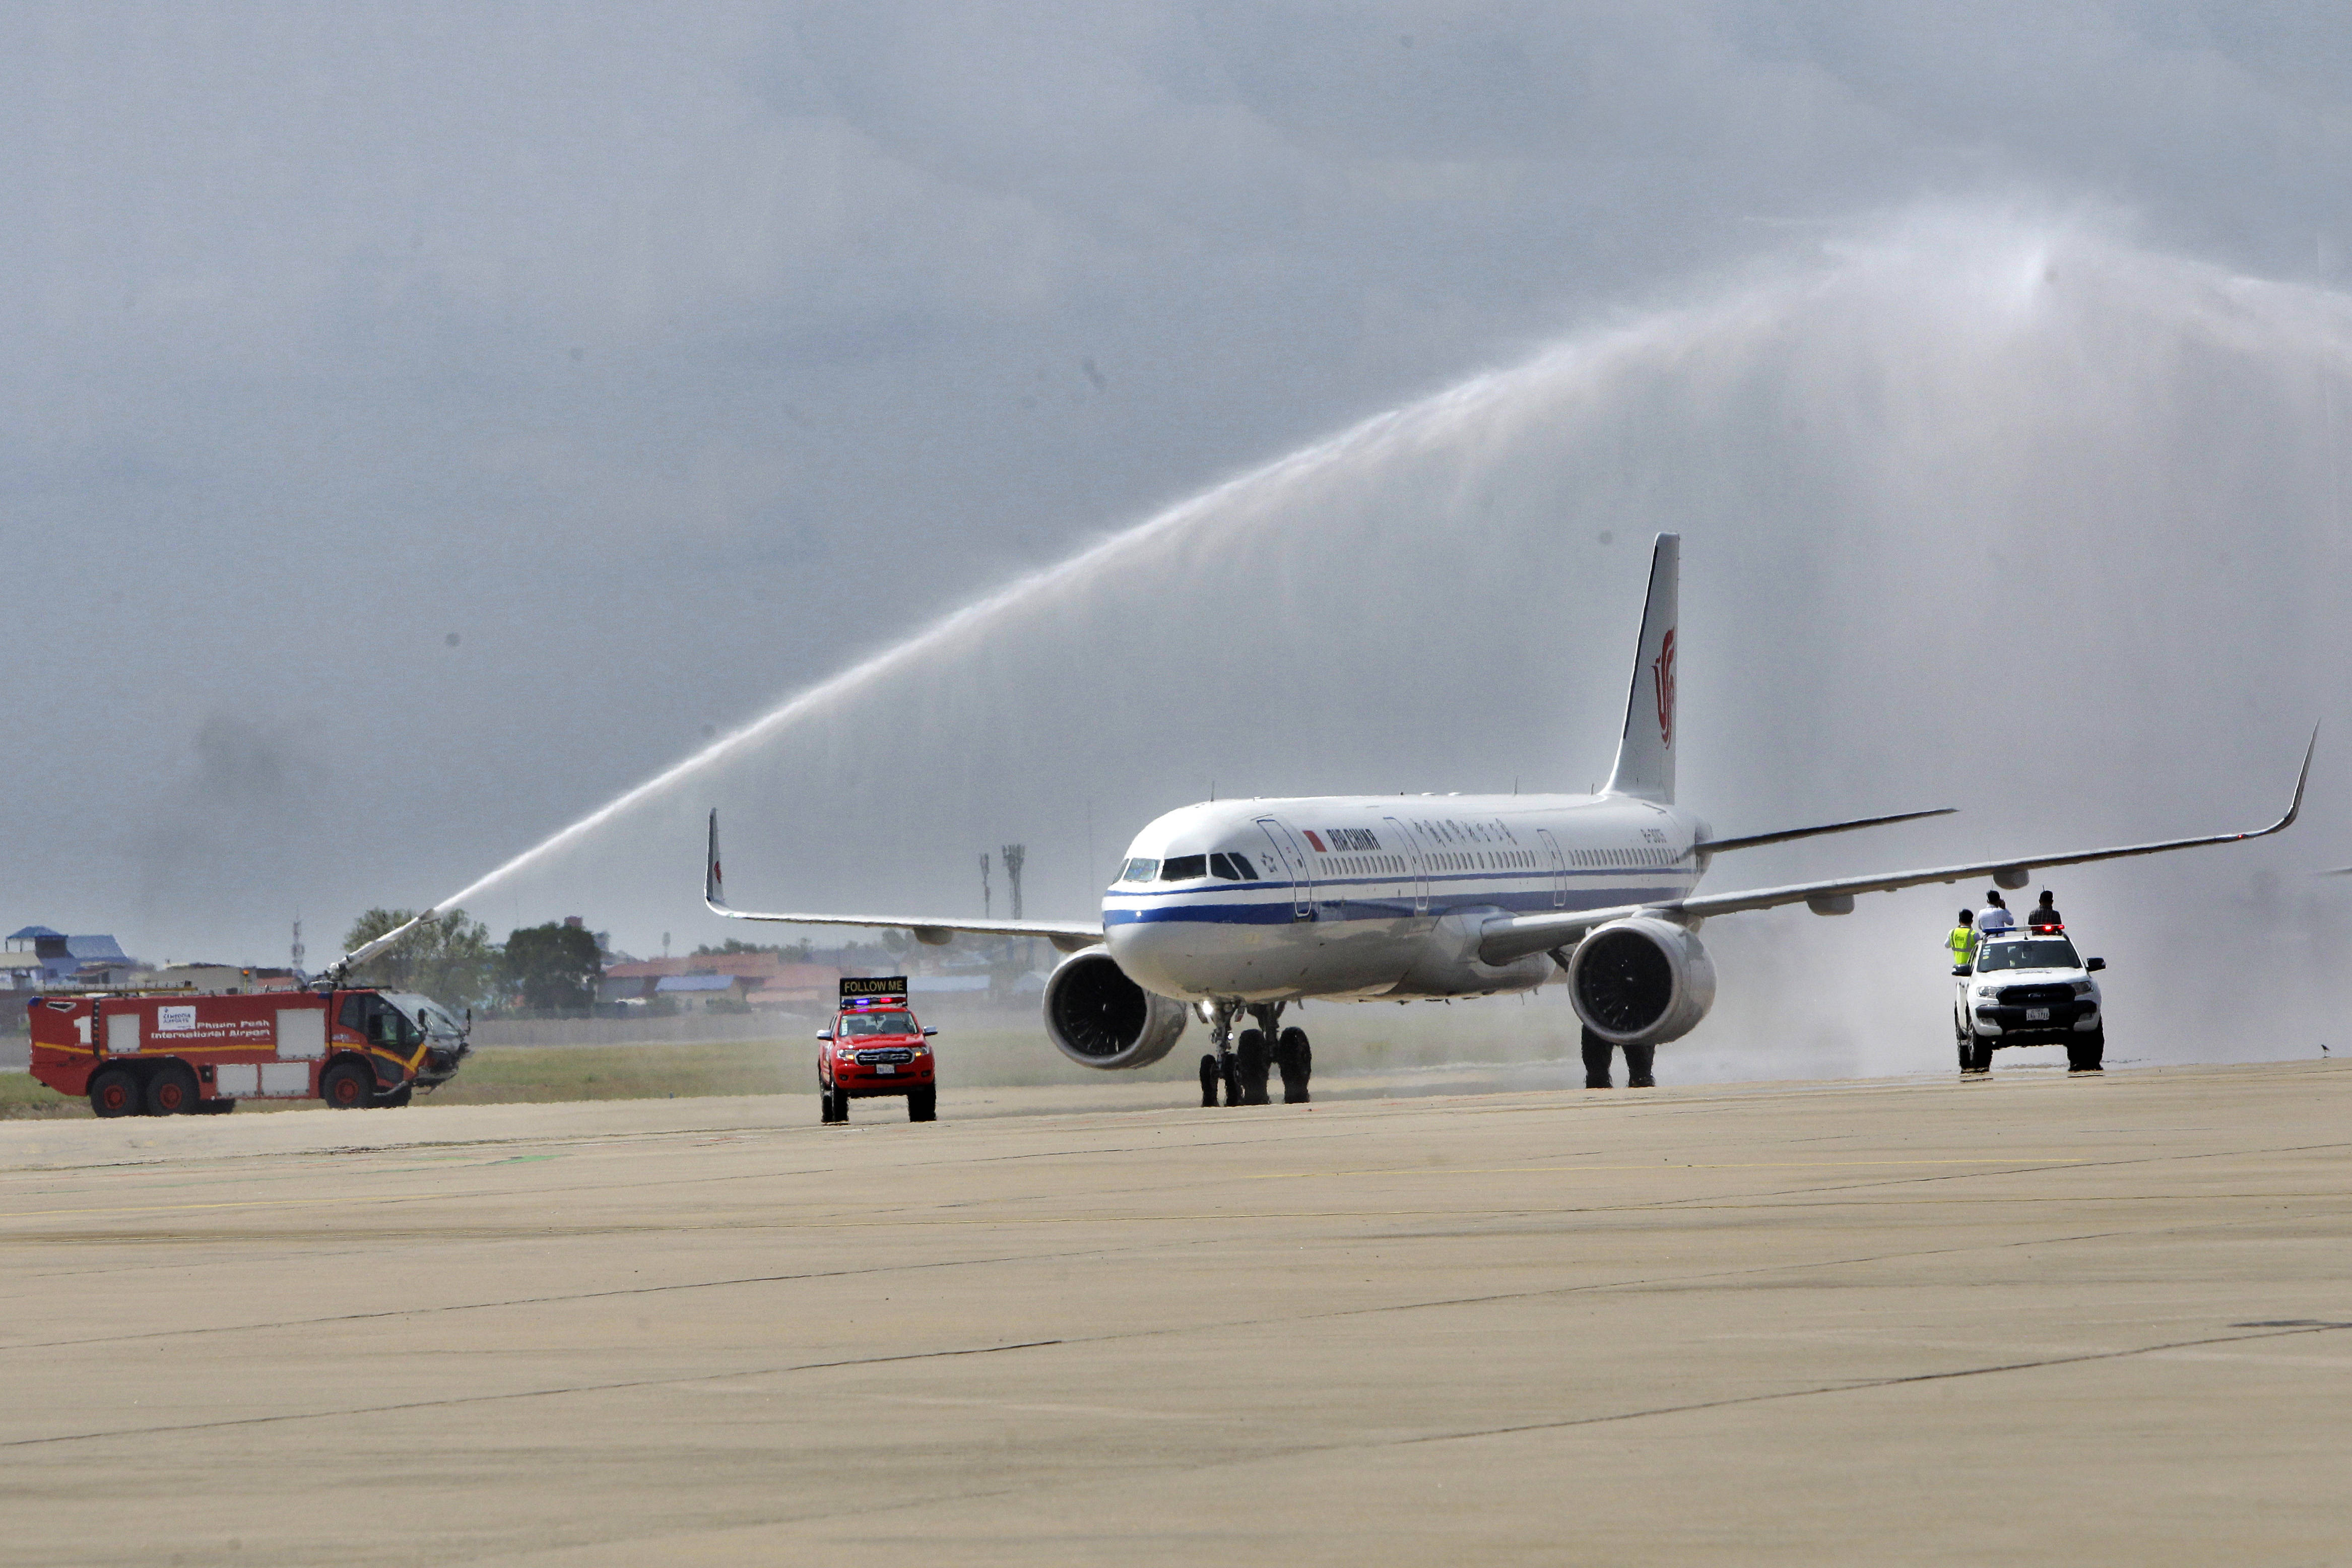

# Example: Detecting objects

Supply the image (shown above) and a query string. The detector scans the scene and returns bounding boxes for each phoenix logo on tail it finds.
[1653,628,1676,746]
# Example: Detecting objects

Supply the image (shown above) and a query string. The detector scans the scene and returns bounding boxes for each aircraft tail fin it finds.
[1603,533,1679,803]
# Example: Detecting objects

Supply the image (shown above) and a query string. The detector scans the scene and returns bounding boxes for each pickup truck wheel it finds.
[2070,1030,2106,1073]
[144,1063,200,1116]
[1965,1033,1997,1074]
[89,1067,141,1118]
[319,1061,373,1109]
[907,1085,937,1122]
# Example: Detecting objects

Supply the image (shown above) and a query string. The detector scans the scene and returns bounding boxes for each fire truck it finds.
[27,987,470,1117]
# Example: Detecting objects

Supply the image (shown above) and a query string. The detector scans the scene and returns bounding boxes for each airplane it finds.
[706,535,2313,1107]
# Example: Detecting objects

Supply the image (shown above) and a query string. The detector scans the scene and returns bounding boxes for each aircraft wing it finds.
[1691,805,1955,857]
[1478,732,2315,968]
[703,811,1103,950]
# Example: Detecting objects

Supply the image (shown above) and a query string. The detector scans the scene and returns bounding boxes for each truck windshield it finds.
[1977,939,2081,972]
[840,1011,918,1037]
[386,993,465,1036]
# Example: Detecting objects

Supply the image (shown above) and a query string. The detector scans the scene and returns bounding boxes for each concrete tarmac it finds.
[2,1061,2347,1566]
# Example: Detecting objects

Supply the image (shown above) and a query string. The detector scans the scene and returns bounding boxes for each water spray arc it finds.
[330,213,2352,1082]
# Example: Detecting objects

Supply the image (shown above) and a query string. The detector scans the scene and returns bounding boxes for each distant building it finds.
[652,973,754,1012]
[599,953,842,1011]
[4,926,137,989]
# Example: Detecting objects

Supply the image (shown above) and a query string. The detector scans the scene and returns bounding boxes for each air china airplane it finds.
[707,535,2311,1106]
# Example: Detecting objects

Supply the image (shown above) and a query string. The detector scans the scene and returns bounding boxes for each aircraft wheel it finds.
[1199,1055,1219,1108]
[1580,1027,1614,1089]
[1622,1041,1656,1089]
[1278,1027,1312,1103]
[1236,1029,1271,1105]
[1222,1055,1246,1108]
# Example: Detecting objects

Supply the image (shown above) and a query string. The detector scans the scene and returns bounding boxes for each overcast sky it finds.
[8,3,2352,1061]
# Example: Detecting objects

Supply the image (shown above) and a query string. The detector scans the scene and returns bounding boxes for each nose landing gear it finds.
[1198,1001,1313,1107]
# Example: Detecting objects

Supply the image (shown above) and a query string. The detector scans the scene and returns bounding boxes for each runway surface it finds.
[2,1061,2346,1566]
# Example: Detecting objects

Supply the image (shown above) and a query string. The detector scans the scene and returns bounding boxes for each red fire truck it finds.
[27,988,470,1117]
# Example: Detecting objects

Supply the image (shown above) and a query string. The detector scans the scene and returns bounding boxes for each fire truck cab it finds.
[816,976,937,1123]
[27,987,470,1117]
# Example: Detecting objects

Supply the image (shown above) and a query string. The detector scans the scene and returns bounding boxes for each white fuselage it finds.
[1102,794,1712,1004]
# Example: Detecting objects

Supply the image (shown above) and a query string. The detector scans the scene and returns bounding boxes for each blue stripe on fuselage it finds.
[1102,882,1688,925]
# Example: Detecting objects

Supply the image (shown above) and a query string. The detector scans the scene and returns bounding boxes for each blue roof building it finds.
[4,927,136,984]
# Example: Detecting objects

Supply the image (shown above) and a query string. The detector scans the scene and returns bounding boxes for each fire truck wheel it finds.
[320,1061,374,1109]
[907,1085,937,1122]
[88,1068,141,1119]
[374,1084,413,1108]
[144,1063,200,1116]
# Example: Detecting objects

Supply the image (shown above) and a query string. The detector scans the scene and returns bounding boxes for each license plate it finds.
[876,1063,895,1074]
[2026,1007,2049,1021]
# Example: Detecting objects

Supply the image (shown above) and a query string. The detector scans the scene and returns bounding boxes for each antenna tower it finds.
[1002,843,1025,921]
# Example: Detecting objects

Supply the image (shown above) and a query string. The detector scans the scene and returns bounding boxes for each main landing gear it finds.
[1199,1001,1313,1107]
[1581,1027,1655,1089]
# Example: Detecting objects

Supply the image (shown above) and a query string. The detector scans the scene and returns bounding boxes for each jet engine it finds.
[1565,917,1716,1047]
[1042,948,1190,1070]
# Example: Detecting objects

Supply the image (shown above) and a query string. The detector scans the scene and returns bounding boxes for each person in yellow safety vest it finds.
[1946,908,1978,973]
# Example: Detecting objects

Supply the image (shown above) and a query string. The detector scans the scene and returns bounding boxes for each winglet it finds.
[705,809,727,910]
[2255,724,2319,840]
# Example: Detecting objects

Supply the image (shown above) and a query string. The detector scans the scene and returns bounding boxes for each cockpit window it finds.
[1230,853,1259,880]
[1160,854,1209,881]
[1209,852,1238,880]
[1119,858,1159,883]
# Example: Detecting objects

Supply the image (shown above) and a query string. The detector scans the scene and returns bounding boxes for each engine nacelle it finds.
[1042,948,1190,1070]
[1566,917,1716,1047]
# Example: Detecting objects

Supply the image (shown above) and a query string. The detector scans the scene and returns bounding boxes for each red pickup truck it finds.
[817,976,937,1123]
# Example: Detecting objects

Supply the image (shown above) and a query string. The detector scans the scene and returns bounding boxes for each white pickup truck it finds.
[1954,927,2107,1074]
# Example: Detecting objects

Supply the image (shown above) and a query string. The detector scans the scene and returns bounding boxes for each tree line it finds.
[339,909,602,1012]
